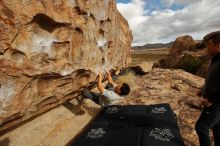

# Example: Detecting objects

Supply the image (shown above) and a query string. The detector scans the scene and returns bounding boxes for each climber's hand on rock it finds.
[105,70,111,75]
[98,70,103,78]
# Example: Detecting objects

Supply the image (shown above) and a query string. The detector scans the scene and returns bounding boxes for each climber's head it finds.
[115,83,130,96]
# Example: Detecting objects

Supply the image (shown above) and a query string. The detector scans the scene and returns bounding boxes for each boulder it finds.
[0,0,132,133]
[158,35,197,69]
[129,61,153,75]
[158,35,210,77]
[169,35,196,57]
[135,62,153,73]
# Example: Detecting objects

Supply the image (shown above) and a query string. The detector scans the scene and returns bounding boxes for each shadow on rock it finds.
[0,137,10,146]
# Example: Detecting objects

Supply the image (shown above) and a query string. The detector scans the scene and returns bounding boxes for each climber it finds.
[195,30,220,146]
[82,69,130,106]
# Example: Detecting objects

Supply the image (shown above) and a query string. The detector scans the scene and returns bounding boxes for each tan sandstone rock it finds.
[162,35,197,69]
[169,35,196,57]
[0,98,101,146]
[0,0,132,133]
[132,61,153,74]
[158,34,211,77]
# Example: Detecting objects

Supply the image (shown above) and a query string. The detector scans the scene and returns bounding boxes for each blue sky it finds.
[117,0,130,3]
[116,0,220,46]
[117,0,185,13]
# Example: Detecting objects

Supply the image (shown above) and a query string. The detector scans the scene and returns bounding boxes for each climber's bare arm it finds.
[98,71,105,94]
[106,70,117,87]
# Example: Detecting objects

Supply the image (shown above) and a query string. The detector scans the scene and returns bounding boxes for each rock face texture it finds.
[0,0,132,133]
[114,68,205,146]
[0,98,101,146]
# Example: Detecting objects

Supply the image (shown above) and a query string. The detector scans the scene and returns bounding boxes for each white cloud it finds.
[117,0,220,46]
[117,0,148,30]
[161,0,200,6]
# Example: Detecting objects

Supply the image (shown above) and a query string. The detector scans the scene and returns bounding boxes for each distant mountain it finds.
[132,42,174,50]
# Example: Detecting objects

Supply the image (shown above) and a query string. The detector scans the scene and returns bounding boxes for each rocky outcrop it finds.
[159,35,198,68]
[158,35,209,77]
[0,0,132,133]
[114,68,205,146]
[169,35,196,57]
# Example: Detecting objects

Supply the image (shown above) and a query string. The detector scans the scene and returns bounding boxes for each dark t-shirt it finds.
[202,53,220,104]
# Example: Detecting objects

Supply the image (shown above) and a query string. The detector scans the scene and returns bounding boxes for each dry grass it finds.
[115,48,170,92]
[117,71,137,91]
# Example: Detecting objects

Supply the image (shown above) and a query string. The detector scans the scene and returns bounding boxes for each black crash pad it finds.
[142,126,185,146]
[71,103,185,146]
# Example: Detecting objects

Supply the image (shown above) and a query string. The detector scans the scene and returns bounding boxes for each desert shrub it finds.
[196,61,210,78]
[158,58,169,68]
[178,55,203,74]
